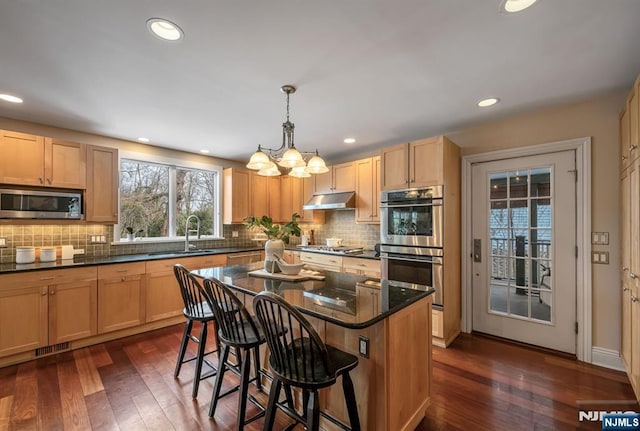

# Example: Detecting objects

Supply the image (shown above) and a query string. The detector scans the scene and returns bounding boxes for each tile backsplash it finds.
[0,212,380,263]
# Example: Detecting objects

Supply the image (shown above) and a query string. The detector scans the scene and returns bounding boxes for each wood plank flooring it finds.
[0,324,636,430]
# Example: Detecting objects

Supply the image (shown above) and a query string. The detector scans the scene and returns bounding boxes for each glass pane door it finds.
[488,168,553,323]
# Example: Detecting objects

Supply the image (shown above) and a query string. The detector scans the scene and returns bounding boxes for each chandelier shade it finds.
[246,84,327,177]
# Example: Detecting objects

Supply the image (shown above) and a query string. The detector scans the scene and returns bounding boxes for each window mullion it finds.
[169,167,177,238]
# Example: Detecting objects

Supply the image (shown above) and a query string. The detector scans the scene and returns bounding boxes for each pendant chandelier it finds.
[246,85,329,177]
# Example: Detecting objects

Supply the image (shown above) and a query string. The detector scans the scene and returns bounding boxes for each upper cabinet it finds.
[86,145,119,223]
[313,161,356,194]
[0,131,86,188]
[355,156,381,223]
[629,77,639,164]
[223,168,251,224]
[381,136,457,190]
[300,176,325,224]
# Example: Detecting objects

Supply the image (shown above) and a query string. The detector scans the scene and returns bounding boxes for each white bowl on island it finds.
[276,261,305,275]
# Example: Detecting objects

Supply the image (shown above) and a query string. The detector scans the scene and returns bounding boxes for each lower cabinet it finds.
[0,267,97,357]
[144,254,227,323]
[342,256,381,279]
[299,252,343,272]
[97,262,146,333]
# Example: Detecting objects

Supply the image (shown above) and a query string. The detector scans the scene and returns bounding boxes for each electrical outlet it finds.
[232,231,239,238]
[591,251,609,264]
[0,237,7,248]
[358,336,369,358]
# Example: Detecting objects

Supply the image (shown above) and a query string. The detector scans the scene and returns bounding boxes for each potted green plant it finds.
[244,213,301,272]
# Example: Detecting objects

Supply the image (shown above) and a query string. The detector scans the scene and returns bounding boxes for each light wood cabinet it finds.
[0,131,86,188]
[381,136,455,190]
[342,256,380,278]
[145,254,227,323]
[620,74,640,401]
[223,168,251,224]
[97,262,145,333]
[300,176,325,224]
[283,250,301,264]
[251,172,269,219]
[0,267,97,357]
[268,177,282,222]
[86,145,118,223]
[313,162,356,194]
[280,176,300,222]
[355,156,381,223]
[299,252,343,272]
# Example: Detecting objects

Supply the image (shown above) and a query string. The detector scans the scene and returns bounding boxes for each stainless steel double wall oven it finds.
[380,186,444,308]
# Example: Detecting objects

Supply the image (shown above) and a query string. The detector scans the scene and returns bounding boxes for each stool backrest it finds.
[253,291,330,383]
[201,277,259,344]
[173,264,209,318]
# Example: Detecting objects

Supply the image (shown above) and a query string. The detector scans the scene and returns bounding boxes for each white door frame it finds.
[461,137,592,362]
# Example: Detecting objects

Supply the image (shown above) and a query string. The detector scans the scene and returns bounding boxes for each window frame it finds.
[114,150,223,244]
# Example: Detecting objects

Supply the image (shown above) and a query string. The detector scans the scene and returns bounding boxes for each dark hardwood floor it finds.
[0,324,636,430]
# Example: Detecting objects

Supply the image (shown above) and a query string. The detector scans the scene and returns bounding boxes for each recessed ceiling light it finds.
[0,94,23,103]
[501,0,538,13]
[137,137,150,143]
[343,138,356,144]
[477,97,500,108]
[146,18,184,41]
[200,149,209,154]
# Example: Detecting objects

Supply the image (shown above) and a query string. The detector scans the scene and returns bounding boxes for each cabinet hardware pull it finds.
[121,276,126,282]
[40,276,55,280]
[116,269,128,273]
[630,145,638,152]
[624,287,630,292]
[38,177,44,183]
[623,266,629,271]
[630,273,638,279]
[357,263,366,267]
[41,291,47,296]
[46,178,52,184]
[622,155,628,161]
[50,290,55,295]
[632,296,639,303]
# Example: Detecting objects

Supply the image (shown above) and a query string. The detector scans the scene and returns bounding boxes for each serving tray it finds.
[248,269,325,282]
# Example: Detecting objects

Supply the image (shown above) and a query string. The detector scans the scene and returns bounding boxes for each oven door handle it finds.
[380,202,442,209]
[381,254,443,265]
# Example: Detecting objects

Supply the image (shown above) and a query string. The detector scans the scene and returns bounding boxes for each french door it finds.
[471,151,577,354]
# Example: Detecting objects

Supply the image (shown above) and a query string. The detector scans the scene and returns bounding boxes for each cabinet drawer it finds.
[342,257,380,274]
[432,309,444,338]
[98,262,146,279]
[0,267,97,289]
[300,252,343,268]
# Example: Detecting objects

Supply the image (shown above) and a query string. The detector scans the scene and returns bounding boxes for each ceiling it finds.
[1,1,640,164]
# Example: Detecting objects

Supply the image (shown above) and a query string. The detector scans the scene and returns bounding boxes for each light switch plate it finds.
[591,232,609,245]
[358,336,369,358]
[591,251,609,264]
[0,237,6,248]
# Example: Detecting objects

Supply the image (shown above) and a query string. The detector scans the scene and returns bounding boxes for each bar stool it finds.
[253,291,361,431]
[200,277,266,430]
[173,264,219,398]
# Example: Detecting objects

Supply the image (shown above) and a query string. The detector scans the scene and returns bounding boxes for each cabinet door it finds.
[49,279,97,343]
[251,172,269,218]
[621,106,631,171]
[145,271,183,323]
[410,137,443,187]
[355,158,375,223]
[280,175,293,222]
[372,156,381,222]
[0,130,46,186]
[332,162,355,193]
[0,286,48,357]
[98,264,145,333]
[291,177,304,219]
[46,138,86,188]
[86,145,119,223]
[314,169,333,194]
[630,80,639,163]
[268,177,282,222]
[300,176,325,224]
[381,143,408,191]
[621,169,632,369]
[223,168,251,223]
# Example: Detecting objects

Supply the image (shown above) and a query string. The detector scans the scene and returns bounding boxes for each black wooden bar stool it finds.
[200,277,266,430]
[253,291,361,431]
[173,264,219,398]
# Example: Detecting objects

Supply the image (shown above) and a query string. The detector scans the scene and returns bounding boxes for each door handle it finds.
[473,239,482,262]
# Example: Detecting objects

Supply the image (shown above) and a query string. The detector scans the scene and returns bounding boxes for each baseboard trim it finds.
[591,346,625,371]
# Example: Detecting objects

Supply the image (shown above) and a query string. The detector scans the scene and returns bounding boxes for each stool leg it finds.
[342,372,360,431]
[236,348,251,431]
[174,319,193,378]
[263,377,282,431]
[305,390,320,431]
[209,343,230,417]
[252,346,262,391]
[192,321,208,398]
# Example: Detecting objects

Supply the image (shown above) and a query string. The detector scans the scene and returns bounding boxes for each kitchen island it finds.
[193,262,434,431]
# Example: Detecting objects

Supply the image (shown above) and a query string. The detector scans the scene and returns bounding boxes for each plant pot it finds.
[127,233,134,241]
[264,239,285,273]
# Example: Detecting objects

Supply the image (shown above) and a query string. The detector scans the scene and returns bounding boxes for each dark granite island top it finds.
[193,261,434,431]
[191,261,434,330]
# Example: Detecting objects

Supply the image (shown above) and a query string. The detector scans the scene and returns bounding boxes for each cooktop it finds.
[298,245,364,255]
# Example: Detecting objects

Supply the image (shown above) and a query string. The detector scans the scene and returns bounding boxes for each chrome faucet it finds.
[185,214,201,252]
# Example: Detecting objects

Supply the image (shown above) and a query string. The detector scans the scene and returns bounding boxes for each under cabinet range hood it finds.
[303,192,356,210]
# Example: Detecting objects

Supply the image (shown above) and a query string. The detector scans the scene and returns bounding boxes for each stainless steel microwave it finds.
[0,189,83,219]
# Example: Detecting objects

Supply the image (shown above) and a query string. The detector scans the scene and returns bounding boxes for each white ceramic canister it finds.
[16,247,36,264]
[40,247,57,262]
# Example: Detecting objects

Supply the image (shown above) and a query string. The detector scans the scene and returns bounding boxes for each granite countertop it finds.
[192,261,433,329]
[0,247,263,274]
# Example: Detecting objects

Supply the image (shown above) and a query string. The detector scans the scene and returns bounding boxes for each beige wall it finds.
[448,90,627,352]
